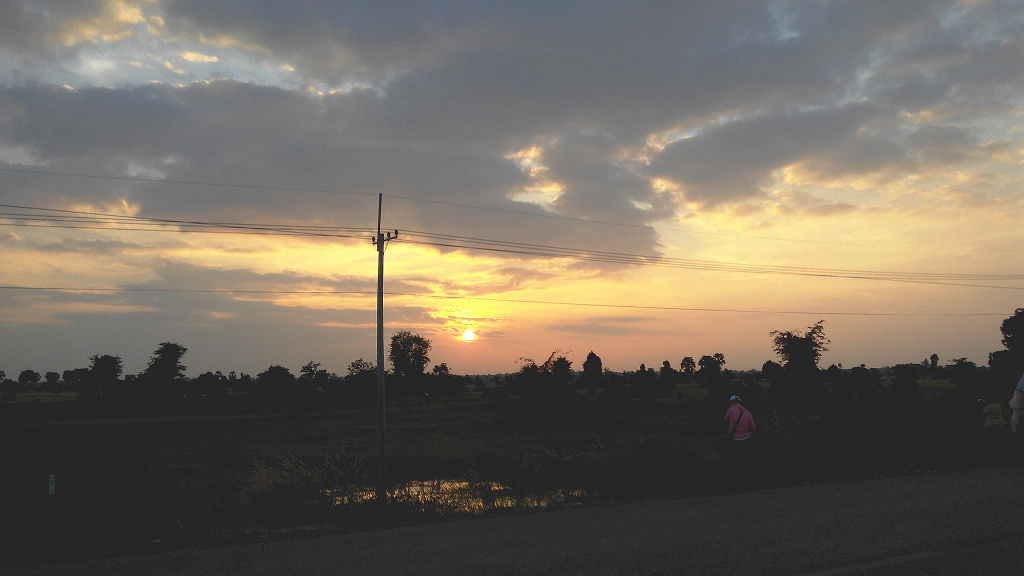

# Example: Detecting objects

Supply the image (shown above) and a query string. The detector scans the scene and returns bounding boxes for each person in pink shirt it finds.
[721,395,757,489]
[723,395,756,442]
[1011,371,1024,433]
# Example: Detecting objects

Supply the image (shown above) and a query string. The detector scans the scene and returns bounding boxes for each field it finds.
[1,388,1020,568]
[0,399,687,565]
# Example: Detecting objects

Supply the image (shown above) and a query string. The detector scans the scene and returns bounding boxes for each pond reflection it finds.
[334,480,586,514]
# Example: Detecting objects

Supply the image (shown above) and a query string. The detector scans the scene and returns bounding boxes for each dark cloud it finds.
[0,1,55,55]
[0,1,1021,265]
[792,132,912,182]
[397,266,558,298]
[4,0,1024,376]
[541,132,673,226]
[480,267,557,293]
[0,259,439,374]
[0,0,113,56]
[163,0,490,80]
[133,259,422,295]
[648,105,889,204]
[14,236,148,255]
[0,287,382,375]
[549,315,655,337]
[147,1,1020,137]
[906,125,977,165]
[0,80,667,257]
[772,191,858,218]
[3,1,1021,207]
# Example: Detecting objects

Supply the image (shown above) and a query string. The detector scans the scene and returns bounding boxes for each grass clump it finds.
[241,451,369,525]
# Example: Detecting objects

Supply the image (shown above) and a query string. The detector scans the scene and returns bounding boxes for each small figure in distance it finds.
[723,395,757,446]
[1010,371,1024,433]
[721,395,757,489]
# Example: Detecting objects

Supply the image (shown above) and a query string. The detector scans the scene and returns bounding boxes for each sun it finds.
[461,329,476,342]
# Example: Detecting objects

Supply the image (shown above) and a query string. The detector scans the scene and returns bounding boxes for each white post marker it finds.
[48,474,55,496]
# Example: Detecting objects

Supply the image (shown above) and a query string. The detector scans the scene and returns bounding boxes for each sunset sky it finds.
[2,0,1023,378]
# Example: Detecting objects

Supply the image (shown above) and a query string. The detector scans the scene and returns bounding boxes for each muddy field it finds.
[2,398,1019,567]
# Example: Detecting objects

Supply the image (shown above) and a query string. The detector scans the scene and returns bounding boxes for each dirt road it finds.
[8,466,1023,576]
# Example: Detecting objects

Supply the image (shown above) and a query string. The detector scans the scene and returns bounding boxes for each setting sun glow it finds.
[1,2,1022,378]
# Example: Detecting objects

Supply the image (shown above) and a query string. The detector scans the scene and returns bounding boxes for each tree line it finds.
[3,310,1023,421]
[0,331,464,409]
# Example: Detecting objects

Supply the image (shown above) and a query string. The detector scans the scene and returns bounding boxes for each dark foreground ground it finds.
[8,465,1023,576]
[2,398,1021,570]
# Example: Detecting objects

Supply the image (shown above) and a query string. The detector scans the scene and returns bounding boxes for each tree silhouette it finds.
[75,355,123,403]
[659,360,678,383]
[43,371,61,392]
[769,321,830,412]
[89,354,123,382]
[988,308,1024,401]
[256,365,296,402]
[18,370,41,389]
[944,358,987,415]
[298,361,333,398]
[849,365,882,399]
[582,351,603,384]
[342,359,376,402]
[696,354,725,387]
[680,357,696,382]
[141,343,188,382]
[999,308,1024,351]
[63,368,90,392]
[695,354,728,403]
[509,351,583,427]
[541,351,573,385]
[0,377,20,399]
[346,358,375,377]
[771,321,829,371]
[892,363,922,410]
[632,363,672,399]
[187,371,228,400]
[388,331,431,377]
[762,360,783,382]
[826,364,853,400]
[234,373,256,395]
[137,343,187,404]
[514,351,573,386]
[424,363,467,398]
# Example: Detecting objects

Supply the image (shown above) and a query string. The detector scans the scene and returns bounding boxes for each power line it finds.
[393,237,1024,291]
[14,202,1014,285]
[3,203,1022,290]
[399,229,1022,279]
[0,286,373,295]
[0,285,1008,316]
[394,292,1008,316]
[0,203,376,236]
[0,166,377,199]
[385,192,970,252]
[4,166,1020,253]
[0,207,376,233]
[0,221,376,240]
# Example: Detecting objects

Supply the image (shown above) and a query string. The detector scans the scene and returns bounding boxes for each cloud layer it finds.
[2,0,1023,374]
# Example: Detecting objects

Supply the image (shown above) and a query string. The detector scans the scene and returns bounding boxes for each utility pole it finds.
[373,193,397,506]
